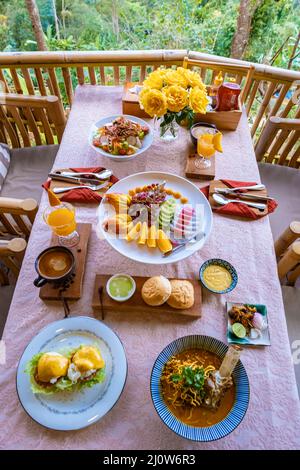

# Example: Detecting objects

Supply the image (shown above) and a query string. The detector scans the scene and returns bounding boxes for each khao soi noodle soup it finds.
[160,348,235,427]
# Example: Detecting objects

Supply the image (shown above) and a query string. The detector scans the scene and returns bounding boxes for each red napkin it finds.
[43,167,119,204]
[201,179,278,220]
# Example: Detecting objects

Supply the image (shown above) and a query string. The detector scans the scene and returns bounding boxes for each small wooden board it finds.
[92,274,202,319]
[209,180,269,217]
[185,154,215,180]
[40,223,91,301]
[48,168,113,200]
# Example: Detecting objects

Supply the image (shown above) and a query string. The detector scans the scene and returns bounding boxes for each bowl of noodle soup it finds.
[150,335,249,441]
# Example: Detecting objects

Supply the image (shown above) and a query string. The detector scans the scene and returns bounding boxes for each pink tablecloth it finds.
[1,85,299,450]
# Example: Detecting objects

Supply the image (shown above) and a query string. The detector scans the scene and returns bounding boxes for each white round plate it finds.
[89,114,153,162]
[16,316,127,431]
[97,171,213,265]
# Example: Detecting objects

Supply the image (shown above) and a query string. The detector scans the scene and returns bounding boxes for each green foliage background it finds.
[0,0,299,69]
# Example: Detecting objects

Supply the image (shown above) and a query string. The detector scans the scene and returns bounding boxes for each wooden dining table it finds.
[0,85,299,450]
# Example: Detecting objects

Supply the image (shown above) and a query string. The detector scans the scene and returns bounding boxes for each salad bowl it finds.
[89,114,154,162]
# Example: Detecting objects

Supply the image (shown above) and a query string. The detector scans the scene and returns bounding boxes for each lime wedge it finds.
[232,322,246,338]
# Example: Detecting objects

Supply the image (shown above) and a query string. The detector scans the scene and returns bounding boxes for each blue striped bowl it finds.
[150,335,249,442]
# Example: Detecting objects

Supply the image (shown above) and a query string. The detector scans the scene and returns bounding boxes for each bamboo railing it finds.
[0,49,299,164]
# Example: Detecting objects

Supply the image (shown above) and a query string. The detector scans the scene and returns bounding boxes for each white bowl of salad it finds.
[89,115,153,161]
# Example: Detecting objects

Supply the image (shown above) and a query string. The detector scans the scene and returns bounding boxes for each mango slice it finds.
[147,224,157,248]
[157,229,172,254]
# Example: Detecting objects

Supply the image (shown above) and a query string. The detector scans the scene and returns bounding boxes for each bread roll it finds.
[167,280,194,309]
[141,275,171,306]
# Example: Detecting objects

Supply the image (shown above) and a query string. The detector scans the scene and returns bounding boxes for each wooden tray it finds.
[49,168,113,200]
[185,154,215,180]
[209,180,269,217]
[122,83,242,130]
[40,223,91,301]
[92,274,202,319]
[122,82,149,118]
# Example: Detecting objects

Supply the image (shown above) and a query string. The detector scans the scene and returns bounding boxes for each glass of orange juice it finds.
[43,202,80,247]
[192,126,217,169]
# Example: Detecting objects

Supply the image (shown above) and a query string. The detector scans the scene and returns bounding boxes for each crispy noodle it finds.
[160,353,216,410]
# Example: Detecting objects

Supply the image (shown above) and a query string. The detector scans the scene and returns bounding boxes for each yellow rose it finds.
[189,86,209,114]
[163,85,189,113]
[164,69,188,88]
[177,67,206,90]
[139,88,167,117]
[143,69,165,90]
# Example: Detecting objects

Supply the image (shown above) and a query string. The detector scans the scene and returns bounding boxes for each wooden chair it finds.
[0,237,27,285]
[0,196,37,284]
[275,221,300,285]
[182,56,255,105]
[255,116,300,167]
[0,93,66,148]
[0,197,38,239]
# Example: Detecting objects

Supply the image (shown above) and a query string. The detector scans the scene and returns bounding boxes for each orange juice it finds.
[197,134,215,159]
[47,207,76,236]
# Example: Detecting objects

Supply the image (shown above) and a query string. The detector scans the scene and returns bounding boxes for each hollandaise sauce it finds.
[202,264,232,292]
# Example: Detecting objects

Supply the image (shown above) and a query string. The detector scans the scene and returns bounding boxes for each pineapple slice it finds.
[138,222,148,245]
[126,221,142,242]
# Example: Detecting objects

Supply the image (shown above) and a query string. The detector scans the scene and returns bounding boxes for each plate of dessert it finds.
[16,316,127,430]
[89,115,153,161]
[98,171,213,264]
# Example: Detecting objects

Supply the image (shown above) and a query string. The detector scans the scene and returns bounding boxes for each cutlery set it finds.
[49,169,113,194]
[212,184,273,211]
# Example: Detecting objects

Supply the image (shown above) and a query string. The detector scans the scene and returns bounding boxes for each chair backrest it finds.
[275,221,300,285]
[255,116,300,167]
[0,197,38,239]
[182,56,255,106]
[0,93,66,148]
[0,237,27,282]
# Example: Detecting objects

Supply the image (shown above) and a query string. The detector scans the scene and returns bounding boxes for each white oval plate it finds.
[89,114,153,162]
[97,171,213,265]
[16,316,127,431]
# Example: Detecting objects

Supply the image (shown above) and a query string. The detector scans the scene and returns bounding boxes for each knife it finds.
[163,231,206,257]
[215,187,274,202]
[49,173,102,186]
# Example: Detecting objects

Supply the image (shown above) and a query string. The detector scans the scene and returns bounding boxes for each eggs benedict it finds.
[26,345,106,394]
[36,352,69,386]
[68,346,105,384]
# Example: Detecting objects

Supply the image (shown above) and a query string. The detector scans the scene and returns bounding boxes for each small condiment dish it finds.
[106,273,136,302]
[199,258,238,294]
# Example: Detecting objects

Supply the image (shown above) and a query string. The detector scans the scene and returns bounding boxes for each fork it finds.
[53,183,108,194]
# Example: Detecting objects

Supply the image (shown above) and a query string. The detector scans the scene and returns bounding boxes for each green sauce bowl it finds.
[106,273,136,302]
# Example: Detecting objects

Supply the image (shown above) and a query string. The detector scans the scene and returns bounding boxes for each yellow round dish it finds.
[202,264,232,292]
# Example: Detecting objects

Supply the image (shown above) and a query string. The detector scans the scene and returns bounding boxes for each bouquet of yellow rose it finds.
[139,67,209,139]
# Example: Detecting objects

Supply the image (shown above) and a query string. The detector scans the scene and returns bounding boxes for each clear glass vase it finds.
[159,119,179,142]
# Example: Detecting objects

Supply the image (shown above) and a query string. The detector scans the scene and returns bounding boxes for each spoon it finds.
[213,193,266,211]
[61,169,113,180]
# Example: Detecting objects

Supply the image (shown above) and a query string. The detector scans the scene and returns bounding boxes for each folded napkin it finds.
[201,179,278,220]
[43,167,118,204]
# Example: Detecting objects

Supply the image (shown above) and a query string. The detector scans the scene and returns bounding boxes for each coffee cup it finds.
[34,246,75,288]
